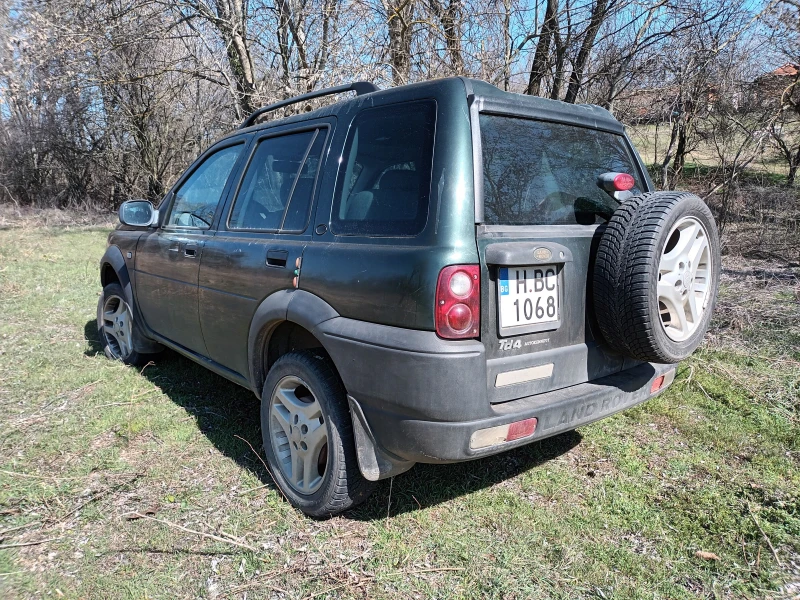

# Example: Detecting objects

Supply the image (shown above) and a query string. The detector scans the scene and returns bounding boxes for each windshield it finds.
[480,114,645,226]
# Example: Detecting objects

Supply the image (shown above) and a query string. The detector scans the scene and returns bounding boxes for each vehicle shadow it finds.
[349,429,582,520]
[84,320,583,520]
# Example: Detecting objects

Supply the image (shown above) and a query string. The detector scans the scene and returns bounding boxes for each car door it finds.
[198,122,331,376]
[135,139,248,355]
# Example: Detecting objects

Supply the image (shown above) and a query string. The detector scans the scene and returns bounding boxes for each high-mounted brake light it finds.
[436,265,480,339]
[613,173,635,191]
[597,172,635,192]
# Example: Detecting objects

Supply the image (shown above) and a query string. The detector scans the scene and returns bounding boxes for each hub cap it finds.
[269,376,328,495]
[102,295,133,359]
[657,216,712,342]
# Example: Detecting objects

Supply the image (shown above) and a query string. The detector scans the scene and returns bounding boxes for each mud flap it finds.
[348,396,414,481]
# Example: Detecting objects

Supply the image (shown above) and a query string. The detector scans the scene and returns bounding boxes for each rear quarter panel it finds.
[300,78,479,330]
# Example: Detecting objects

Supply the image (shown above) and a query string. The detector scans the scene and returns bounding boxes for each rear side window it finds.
[331,100,436,236]
[480,114,644,226]
[229,129,325,232]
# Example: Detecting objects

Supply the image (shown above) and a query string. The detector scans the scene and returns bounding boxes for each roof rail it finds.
[239,81,379,129]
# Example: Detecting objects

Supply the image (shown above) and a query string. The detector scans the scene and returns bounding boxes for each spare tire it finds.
[593,191,720,363]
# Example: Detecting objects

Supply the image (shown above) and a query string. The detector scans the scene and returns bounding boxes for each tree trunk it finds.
[215,0,257,115]
[429,0,463,74]
[670,116,693,189]
[502,0,511,90]
[564,0,607,104]
[549,28,565,100]
[789,148,799,186]
[661,119,679,189]
[526,0,558,96]
[383,0,414,86]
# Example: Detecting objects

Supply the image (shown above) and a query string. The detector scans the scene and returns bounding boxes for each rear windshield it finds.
[480,114,644,226]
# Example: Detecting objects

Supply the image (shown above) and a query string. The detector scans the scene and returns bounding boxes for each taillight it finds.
[650,375,665,394]
[436,265,480,339]
[597,172,635,192]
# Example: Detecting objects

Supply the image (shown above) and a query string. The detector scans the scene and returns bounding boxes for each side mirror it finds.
[119,200,158,227]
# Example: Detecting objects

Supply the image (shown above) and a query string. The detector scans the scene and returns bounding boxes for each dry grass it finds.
[0,219,797,599]
[0,204,116,230]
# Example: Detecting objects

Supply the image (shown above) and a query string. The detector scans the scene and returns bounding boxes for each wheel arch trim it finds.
[246,289,340,396]
[100,245,133,305]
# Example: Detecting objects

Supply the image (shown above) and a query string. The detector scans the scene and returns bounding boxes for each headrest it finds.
[273,160,308,174]
[379,169,418,191]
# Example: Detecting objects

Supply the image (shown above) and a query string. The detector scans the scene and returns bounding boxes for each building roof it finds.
[771,63,799,77]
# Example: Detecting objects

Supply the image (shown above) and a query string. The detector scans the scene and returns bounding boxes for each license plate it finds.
[498,265,559,328]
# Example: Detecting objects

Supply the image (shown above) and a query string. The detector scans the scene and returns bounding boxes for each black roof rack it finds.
[239,81,379,129]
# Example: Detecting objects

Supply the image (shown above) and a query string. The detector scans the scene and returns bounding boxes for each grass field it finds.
[626,123,794,189]
[0,220,798,599]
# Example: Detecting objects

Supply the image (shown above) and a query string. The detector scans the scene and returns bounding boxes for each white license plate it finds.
[498,265,559,328]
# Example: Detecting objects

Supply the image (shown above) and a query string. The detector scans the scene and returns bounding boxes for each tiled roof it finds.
[772,63,799,77]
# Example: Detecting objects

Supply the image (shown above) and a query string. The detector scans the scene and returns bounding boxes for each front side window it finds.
[167,144,243,229]
[331,100,436,236]
[480,114,644,226]
[229,129,325,232]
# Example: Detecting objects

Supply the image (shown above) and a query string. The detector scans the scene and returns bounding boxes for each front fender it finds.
[100,245,133,303]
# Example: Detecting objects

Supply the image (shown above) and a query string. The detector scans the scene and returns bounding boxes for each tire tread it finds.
[262,350,374,518]
[593,191,719,363]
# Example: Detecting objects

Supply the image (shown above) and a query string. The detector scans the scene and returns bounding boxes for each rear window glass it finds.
[331,100,436,236]
[480,114,644,226]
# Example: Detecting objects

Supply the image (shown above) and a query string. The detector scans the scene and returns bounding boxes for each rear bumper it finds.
[350,361,675,465]
[315,316,675,475]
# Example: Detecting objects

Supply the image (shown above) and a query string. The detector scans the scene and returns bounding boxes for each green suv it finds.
[98,78,720,517]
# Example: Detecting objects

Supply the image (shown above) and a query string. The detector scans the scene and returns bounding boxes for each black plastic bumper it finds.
[351,360,674,464]
[316,316,675,473]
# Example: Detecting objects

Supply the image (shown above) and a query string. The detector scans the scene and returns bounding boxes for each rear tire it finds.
[593,192,720,363]
[261,350,374,518]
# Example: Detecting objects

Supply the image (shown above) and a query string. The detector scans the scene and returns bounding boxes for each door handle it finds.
[169,243,180,253]
[184,245,197,258]
[266,249,289,267]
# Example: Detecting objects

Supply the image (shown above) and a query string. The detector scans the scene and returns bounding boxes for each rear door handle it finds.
[184,244,197,258]
[266,249,289,267]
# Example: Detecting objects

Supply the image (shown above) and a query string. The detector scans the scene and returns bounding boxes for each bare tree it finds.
[764,0,800,184]
[382,0,415,85]
[525,0,559,96]
[563,0,608,103]
[428,0,464,74]
[170,0,259,115]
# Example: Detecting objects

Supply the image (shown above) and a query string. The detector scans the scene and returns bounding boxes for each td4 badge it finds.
[498,338,549,351]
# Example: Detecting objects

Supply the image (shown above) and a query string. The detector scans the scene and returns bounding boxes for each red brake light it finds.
[598,172,636,192]
[613,173,635,191]
[436,265,480,339]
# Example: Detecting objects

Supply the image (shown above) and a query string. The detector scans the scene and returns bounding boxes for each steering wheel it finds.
[174,210,211,228]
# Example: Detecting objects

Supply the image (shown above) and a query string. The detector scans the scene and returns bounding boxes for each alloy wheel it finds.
[268,376,329,495]
[102,294,134,359]
[657,216,713,342]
